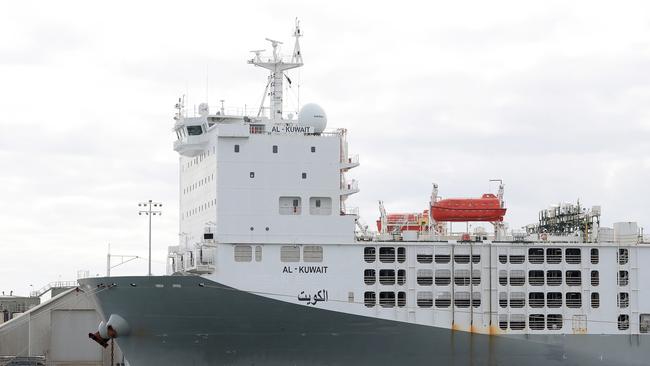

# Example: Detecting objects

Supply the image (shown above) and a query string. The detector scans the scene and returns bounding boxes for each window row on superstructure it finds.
[497,247,630,265]
[183,198,216,219]
[232,245,324,263]
[363,247,407,263]
[279,196,333,216]
[181,147,214,171]
[364,269,407,285]
[183,173,214,195]
[388,246,631,267]
[232,143,318,154]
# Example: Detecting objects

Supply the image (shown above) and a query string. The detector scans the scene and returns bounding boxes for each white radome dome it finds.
[298,103,327,133]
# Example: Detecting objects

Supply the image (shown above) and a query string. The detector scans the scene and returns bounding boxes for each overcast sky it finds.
[1,0,649,295]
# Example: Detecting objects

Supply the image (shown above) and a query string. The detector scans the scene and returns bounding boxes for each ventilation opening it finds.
[364,247,376,263]
[364,292,376,307]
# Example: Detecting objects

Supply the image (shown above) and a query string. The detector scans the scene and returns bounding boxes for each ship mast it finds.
[249,18,304,120]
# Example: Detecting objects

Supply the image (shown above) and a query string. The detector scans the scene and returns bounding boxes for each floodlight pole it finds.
[139,199,162,276]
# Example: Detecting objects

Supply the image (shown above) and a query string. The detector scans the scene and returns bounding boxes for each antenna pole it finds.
[248,19,304,121]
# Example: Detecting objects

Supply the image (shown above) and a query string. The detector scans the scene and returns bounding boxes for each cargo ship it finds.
[80,20,650,365]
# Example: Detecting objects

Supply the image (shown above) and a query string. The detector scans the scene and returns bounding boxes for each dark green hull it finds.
[79,276,649,366]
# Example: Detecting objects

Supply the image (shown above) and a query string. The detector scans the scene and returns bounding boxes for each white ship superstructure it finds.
[81,21,650,366]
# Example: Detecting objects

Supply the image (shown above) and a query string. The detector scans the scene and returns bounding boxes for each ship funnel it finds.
[106,314,131,338]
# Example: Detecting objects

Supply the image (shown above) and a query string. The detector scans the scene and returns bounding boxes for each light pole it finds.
[138,200,162,276]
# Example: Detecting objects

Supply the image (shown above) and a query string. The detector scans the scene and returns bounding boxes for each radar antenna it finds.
[248,20,304,120]
[249,49,266,63]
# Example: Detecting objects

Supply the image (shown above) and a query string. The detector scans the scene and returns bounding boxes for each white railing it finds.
[343,154,359,165]
[342,179,359,192]
[30,281,77,297]
[343,207,359,216]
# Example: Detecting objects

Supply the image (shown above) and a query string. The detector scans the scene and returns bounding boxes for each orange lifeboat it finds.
[431,193,506,222]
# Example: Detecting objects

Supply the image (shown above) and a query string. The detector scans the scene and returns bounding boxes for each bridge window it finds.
[187,125,203,135]
[234,144,240,153]
[311,146,316,153]
[272,145,278,153]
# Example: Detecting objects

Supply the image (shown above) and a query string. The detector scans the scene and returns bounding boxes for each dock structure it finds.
[0,286,124,366]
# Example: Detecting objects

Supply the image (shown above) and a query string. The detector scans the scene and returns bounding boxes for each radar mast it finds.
[248,19,304,120]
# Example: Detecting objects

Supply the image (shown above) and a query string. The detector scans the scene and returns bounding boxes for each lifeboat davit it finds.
[377,212,428,232]
[431,193,506,222]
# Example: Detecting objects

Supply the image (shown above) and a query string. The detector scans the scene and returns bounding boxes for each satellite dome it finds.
[298,103,327,133]
[198,103,209,116]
